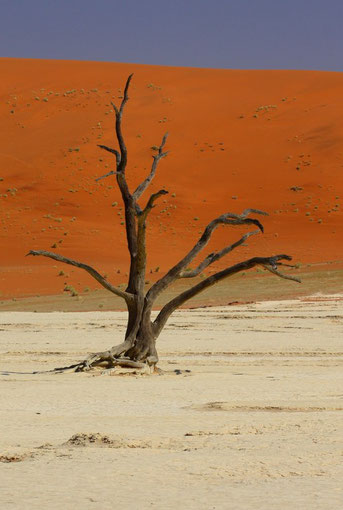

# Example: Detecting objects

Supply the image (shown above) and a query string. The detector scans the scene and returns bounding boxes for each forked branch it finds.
[111,73,133,174]
[95,169,118,182]
[106,75,138,266]
[27,250,132,302]
[133,133,169,200]
[95,145,121,181]
[95,74,131,183]
[146,209,268,304]
[153,254,300,335]
[140,189,169,221]
[262,264,301,282]
[95,76,134,199]
[97,144,121,164]
[179,230,260,278]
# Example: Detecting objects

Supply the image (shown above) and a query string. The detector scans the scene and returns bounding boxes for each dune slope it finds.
[1,59,342,299]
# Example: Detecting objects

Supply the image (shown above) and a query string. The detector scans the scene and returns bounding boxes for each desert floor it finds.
[0,297,342,509]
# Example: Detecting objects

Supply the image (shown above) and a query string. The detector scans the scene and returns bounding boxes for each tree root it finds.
[0,331,159,376]
[42,349,158,375]
[0,352,158,377]
[75,349,158,372]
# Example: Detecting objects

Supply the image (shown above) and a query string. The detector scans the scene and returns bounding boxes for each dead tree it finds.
[28,75,300,373]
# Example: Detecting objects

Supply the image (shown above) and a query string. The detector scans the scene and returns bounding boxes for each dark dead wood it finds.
[97,144,121,164]
[96,145,121,181]
[112,73,133,174]
[262,264,302,282]
[27,250,132,302]
[95,170,118,182]
[120,73,134,114]
[146,209,268,305]
[179,230,259,278]
[140,189,169,220]
[133,133,169,200]
[153,254,298,335]
[107,75,134,202]
[106,75,140,292]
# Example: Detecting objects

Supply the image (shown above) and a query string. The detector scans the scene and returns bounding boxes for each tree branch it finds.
[262,264,301,282]
[112,73,133,175]
[153,254,300,335]
[96,145,121,182]
[120,73,133,114]
[97,144,121,164]
[107,74,134,202]
[146,209,268,305]
[27,250,132,302]
[95,170,118,182]
[179,230,259,278]
[106,74,139,291]
[140,189,169,220]
[133,133,169,200]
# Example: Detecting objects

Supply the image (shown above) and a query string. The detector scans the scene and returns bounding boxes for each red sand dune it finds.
[0,58,342,299]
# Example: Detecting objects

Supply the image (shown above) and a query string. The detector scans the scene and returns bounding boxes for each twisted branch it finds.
[140,189,169,221]
[262,264,301,282]
[111,73,133,174]
[179,230,259,278]
[133,133,169,200]
[95,145,121,181]
[106,75,139,289]
[146,209,268,304]
[27,250,132,302]
[153,254,300,335]
[97,144,121,163]
[95,170,118,182]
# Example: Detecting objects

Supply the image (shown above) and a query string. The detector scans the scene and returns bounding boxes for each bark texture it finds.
[28,75,300,373]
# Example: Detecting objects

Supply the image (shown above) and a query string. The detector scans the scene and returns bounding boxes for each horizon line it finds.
[1,56,342,74]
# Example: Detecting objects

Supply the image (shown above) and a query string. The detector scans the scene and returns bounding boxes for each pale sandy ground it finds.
[0,297,342,510]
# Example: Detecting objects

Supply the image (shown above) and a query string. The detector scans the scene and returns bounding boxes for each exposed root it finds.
[73,349,158,373]
[27,349,159,375]
[0,354,157,376]
[0,337,159,375]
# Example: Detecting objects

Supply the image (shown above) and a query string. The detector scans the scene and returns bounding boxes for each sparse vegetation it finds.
[64,284,78,297]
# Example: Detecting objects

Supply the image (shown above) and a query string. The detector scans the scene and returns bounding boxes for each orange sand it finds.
[1,58,342,299]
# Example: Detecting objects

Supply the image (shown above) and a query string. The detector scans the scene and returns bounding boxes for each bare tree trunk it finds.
[26,75,300,374]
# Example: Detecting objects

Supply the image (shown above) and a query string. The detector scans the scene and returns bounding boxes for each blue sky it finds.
[0,0,342,70]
